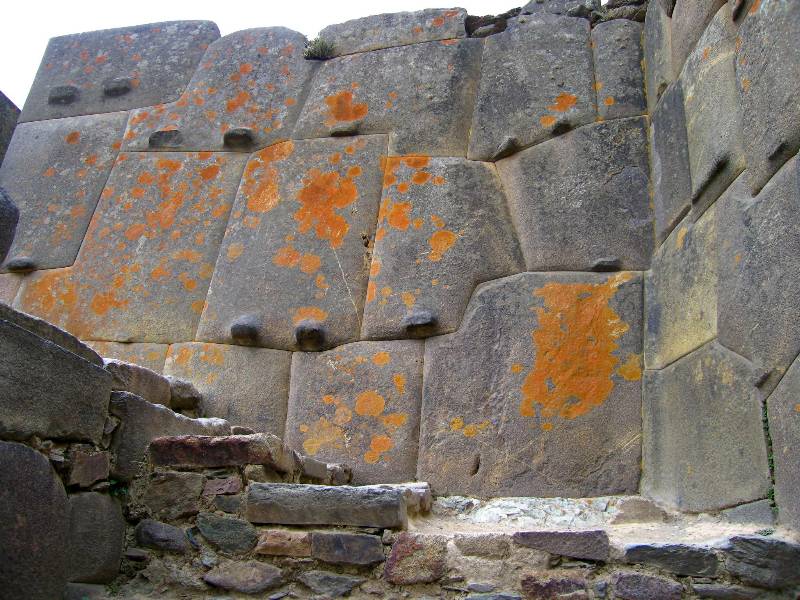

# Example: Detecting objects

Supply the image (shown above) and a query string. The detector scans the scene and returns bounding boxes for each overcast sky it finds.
[0,0,532,108]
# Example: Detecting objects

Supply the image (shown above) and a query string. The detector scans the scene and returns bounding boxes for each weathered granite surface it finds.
[0,90,18,166]
[591,19,645,120]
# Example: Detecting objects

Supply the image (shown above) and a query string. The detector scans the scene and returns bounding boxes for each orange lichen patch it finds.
[519,273,632,421]
[397,182,410,193]
[18,270,77,321]
[364,434,393,464]
[795,403,800,413]
[227,243,244,261]
[702,47,711,60]
[174,249,202,263]
[150,264,171,280]
[199,344,225,366]
[618,353,642,381]
[366,281,377,303]
[412,171,431,185]
[124,223,146,240]
[463,420,490,437]
[547,92,578,112]
[299,253,321,274]
[386,201,412,230]
[511,363,524,374]
[432,16,445,26]
[355,390,386,417]
[741,78,751,93]
[294,168,359,249]
[226,90,251,112]
[315,274,329,291]
[428,229,457,261]
[324,90,368,126]
[292,306,328,324]
[333,403,353,426]
[594,81,604,91]
[90,289,128,316]
[369,261,381,277]
[542,422,553,431]
[675,226,688,249]
[540,115,557,127]
[401,292,416,308]
[450,417,464,431]
[300,417,345,455]
[372,351,391,366]
[412,217,424,229]
[43,166,56,177]
[381,286,393,298]
[65,131,81,144]
[749,0,761,14]
[274,245,301,267]
[603,96,615,106]
[347,166,362,178]
[178,273,197,291]
[430,214,445,229]
[173,346,194,366]
[200,164,220,180]
[392,373,406,395]
[242,141,294,213]
[329,152,342,165]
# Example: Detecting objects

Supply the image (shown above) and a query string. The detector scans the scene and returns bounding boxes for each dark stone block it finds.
[624,543,718,576]
[141,471,204,521]
[0,186,18,264]
[722,535,800,589]
[520,574,589,598]
[67,492,125,583]
[134,519,189,553]
[311,531,385,565]
[148,129,183,148]
[203,560,283,594]
[612,571,682,600]
[148,433,292,471]
[298,569,364,597]
[196,512,258,554]
[512,530,610,561]
[592,19,645,119]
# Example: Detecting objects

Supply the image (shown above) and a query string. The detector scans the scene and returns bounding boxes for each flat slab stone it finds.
[0,113,127,271]
[642,342,770,512]
[645,206,717,369]
[736,0,800,195]
[623,543,718,577]
[680,3,744,216]
[163,343,291,435]
[203,560,282,594]
[109,391,229,481]
[245,483,407,529]
[361,156,523,339]
[512,530,610,561]
[717,162,800,394]
[0,90,18,166]
[0,441,68,600]
[468,14,595,161]
[612,571,682,600]
[722,535,800,590]
[286,340,423,485]
[644,0,674,115]
[105,358,170,405]
[123,28,314,152]
[418,271,643,497]
[311,531,385,565]
[767,355,800,531]
[0,318,111,443]
[298,569,364,597]
[319,8,467,56]
[20,21,219,122]
[86,341,168,372]
[67,492,125,584]
[293,39,482,156]
[670,0,725,77]
[497,118,651,271]
[592,20,645,119]
[196,136,385,351]
[148,433,295,472]
[650,81,692,243]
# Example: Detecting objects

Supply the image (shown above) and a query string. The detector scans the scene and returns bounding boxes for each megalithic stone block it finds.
[592,19,646,120]
[319,9,467,56]
[0,113,127,272]
[680,2,745,217]
[293,40,482,156]
[735,0,800,195]
[496,117,652,271]
[123,28,315,152]
[361,157,523,340]
[196,136,385,351]
[418,271,643,498]
[644,0,673,114]
[67,492,125,584]
[717,161,800,394]
[20,21,219,122]
[642,342,770,512]
[0,90,19,166]
[670,0,725,78]
[163,342,291,436]
[767,355,800,531]
[0,187,18,265]
[86,341,168,372]
[468,14,595,161]
[285,340,423,485]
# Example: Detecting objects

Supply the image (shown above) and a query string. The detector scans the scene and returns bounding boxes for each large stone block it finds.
[21,21,219,122]
[767,355,800,531]
[0,187,18,265]
[319,9,467,56]
[680,3,745,216]
[196,137,385,351]
[0,113,127,272]
[293,40,482,156]
[670,0,726,77]
[45,151,245,342]
[644,0,673,114]
[592,20,646,119]
[0,90,18,166]
[650,82,692,242]
[468,15,595,161]
[520,0,600,17]
[13,267,78,332]
[0,441,68,600]
[163,342,291,435]
[497,118,651,271]
[123,28,314,152]
[148,433,296,472]
[286,340,423,484]
[0,318,111,443]
[717,162,800,393]
[418,272,643,497]
[108,391,229,481]
[67,492,125,584]
[86,341,168,372]
[736,0,800,195]
[361,156,523,339]
[642,342,770,512]
[645,206,717,369]
[104,358,170,405]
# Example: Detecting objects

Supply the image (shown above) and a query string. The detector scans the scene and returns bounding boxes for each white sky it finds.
[0,0,525,108]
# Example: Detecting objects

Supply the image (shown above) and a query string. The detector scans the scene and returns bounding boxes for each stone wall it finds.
[0,0,798,541]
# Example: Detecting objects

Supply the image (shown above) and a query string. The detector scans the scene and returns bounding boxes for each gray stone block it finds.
[21,21,219,122]
[736,0,800,195]
[419,272,643,497]
[319,9,467,56]
[384,532,448,584]
[650,82,692,242]
[0,440,68,600]
[520,0,600,18]
[721,499,775,526]
[245,483,407,529]
[722,535,800,589]
[645,206,717,369]
[680,3,745,216]
[297,570,364,598]
[0,318,111,443]
[671,0,726,77]
[691,583,761,600]
[105,358,170,406]
[140,470,204,520]
[108,391,229,481]
[0,113,127,272]
[67,492,125,583]
[203,560,283,594]
[642,342,770,512]
[285,340,423,485]
[717,162,800,394]
[85,341,165,371]
[0,90,18,167]
[196,512,258,554]
[592,20,646,119]
[0,187,17,264]
[293,40,482,156]
[468,14,595,161]
[196,136,385,351]
[612,571,682,600]
[497,118,651,271]
[311,531,385,565]
[361,157,523,339]
[767,355,800,531]
[644,0,673,114]
[512,530,610,561]
[623,543,718,576]
[123,28,314,152]
[163,343,290,435]
[134,519,189,553]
